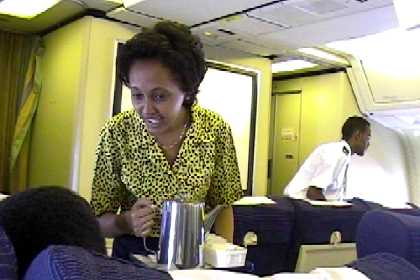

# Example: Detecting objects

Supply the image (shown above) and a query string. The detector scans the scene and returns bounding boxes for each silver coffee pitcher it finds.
[157,200,224,270]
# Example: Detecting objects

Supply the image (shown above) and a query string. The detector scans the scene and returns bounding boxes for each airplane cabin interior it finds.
[1,0,420,279]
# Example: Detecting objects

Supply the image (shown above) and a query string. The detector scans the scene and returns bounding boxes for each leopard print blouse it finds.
[90,104,242,237]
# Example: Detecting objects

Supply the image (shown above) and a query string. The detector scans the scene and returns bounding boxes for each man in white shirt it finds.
[284,116,371,201]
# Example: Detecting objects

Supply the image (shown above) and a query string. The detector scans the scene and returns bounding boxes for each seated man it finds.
[0,186,107,278]
[284,116,371,201]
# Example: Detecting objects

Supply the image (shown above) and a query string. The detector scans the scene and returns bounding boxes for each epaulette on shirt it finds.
[343,146,350,155]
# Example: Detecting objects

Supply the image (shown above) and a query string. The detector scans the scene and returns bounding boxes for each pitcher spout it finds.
[203,205,225,233]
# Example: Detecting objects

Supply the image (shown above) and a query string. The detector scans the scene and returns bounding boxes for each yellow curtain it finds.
[0,31,41,194]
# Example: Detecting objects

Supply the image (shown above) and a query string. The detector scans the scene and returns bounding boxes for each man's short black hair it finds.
[116,20,207,108]
[341,116,370,141]
[0,186,106,277]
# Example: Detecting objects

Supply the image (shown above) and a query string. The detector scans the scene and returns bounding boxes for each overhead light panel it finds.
[393,0,420,30]
[0,0,61,19]
[298,48,348,65]
[272,60,317,73]
[122,0,147,8]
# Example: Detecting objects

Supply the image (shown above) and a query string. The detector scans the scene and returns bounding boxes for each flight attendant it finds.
[90,20,242,259]
[284,116,371,201]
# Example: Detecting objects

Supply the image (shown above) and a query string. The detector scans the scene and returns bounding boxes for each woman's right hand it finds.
[124,198,157,237]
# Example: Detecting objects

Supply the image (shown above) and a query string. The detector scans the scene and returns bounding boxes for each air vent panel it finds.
[292,0,349,15]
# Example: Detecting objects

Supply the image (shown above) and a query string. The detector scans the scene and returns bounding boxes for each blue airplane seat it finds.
[387,204,420,216]
[0,226,18,279]
[348,252,420,280]
[232,196,295,275]
[357,210,420,269]
[23,245,172,280]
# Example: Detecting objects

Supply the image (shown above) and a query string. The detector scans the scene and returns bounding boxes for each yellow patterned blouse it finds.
[90,104,242,236]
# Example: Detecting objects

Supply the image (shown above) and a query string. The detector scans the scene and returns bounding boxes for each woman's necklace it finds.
[158,121,189,150]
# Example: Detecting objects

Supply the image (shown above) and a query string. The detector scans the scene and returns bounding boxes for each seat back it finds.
[0,226,17,279]
[23,245,172,280]
[356,210,420,268]
[233,197,295,275]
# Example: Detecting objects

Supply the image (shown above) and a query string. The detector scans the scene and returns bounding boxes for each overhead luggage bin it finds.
[324,28,420,129]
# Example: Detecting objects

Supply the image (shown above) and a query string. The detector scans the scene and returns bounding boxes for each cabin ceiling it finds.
[0,0,399,59]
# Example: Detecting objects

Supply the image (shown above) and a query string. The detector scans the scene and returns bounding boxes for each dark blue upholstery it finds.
[387,207,420,216]
[23,245,172,280]
[348,253,420,280]
[233,197,294,275]
[232,197,383,275]
[112,235,159,260]
[291,197,378,244]
[357,210,420,269]
[0,226,17,280]
[351,197,383,210]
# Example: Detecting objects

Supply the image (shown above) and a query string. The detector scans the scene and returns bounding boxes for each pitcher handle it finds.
[142,236,159,262]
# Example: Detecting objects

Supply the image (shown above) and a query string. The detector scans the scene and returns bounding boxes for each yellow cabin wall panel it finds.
[29,17,92,188]
[273,72,359,164]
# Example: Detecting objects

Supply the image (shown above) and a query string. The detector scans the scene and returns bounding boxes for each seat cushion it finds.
[0,226,17,279]
[23,245,172,280]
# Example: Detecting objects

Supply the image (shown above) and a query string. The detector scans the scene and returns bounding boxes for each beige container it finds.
[204,243,247,268]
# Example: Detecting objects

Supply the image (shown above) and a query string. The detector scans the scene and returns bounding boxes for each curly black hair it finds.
[117,20,207,108]
[341,116,370,141]
[0,186,106,278]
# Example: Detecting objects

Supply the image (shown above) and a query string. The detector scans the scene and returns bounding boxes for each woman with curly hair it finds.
[90,21,242,259]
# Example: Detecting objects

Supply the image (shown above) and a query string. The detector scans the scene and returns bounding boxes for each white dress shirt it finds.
[284,140,352,200]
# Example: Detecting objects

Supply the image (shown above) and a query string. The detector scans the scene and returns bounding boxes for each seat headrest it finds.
[348,253,420,280]
[357,210,420,268]
[23,245,173,280]
[0,226,18,279]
